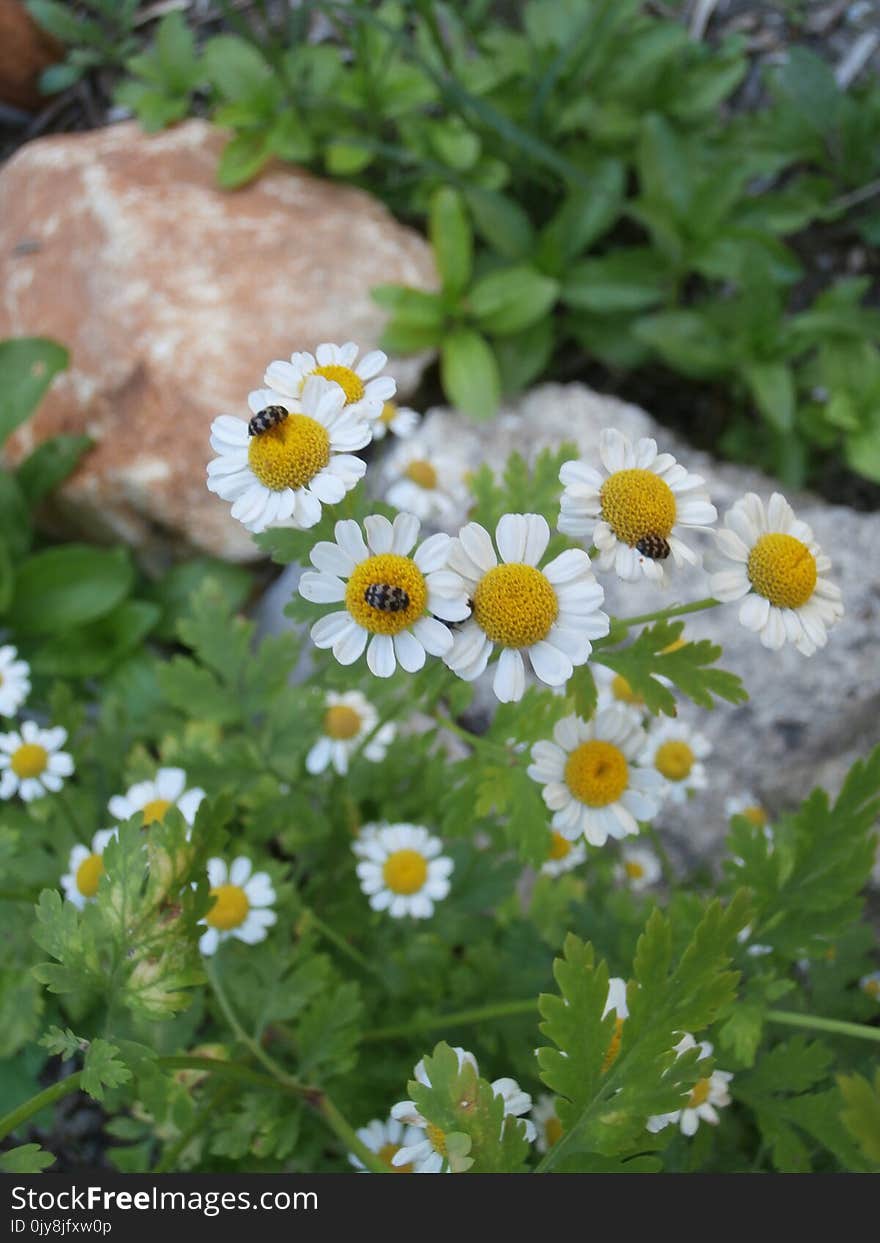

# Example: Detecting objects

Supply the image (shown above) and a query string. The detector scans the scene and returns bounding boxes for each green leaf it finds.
[216,132,272,189]
[495,319,555,395]
[204,35,272,100]
[743,362,795,433]
[0,338,68,448]
[440,329,500,419]
[146,558,253,642]
[772,47,842,138]
[468,265,559,336]
[537,162,626,270]
[324,139,371,175]
[8,544,133,636]
[0,537,12,614]
[430,186,472,296]
[81,1039,133,1102]
[16,434,92,505]
[838,1070,880,1167]
[464,188,534,260]
[0,473,31,560]
[562,249,668,313]
[633,311,731,378]
[372,285,445,327]
[28,600,159,677]
[0,1144,55,1173]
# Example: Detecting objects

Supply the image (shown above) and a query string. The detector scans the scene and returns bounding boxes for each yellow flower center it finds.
[545,1116,563,1148]
[10,743,48,779]
[206,884,250,931]
[548,832,572,861]
[378,1142,412,1173]
[661,637,686,654]
[345,553,427,635]
[600,469,676,546]
[743,805,767,828]
[75,853,104,899]
[425,1123,447,1158]
[624,860,645,880]
[247,415,330,492]
[405,459,438,490]
[602,1017,625,1073]
[141,798,173,826]
[311,363,365,405]
[688,1078,711,1109]
[472,564,558,648]
[382,849,428,895]
[611,674,643,705]
[654,740,695,782]
[864,979,880,1000]
[564,740,629,807]
[379,401,397,426]
[324,705,362,740]
[747,533,817,609]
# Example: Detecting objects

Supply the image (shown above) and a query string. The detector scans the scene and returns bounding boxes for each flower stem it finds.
[0,1073,83,1144]
[432,711,511,757]
[609,597,720,633]
[299,908,380,978]
[766,1010,880,1044]
[363,998,537,1042]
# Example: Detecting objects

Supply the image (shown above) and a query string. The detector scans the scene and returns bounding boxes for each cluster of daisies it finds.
[0,647,74,805]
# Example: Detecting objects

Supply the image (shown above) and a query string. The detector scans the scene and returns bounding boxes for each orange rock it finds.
[0,120,437,561]
[0,0,63,112]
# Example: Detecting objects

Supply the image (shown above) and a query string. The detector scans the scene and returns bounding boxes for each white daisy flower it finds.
[859,971,880,1003]
[60,829,117,909]
[640,719,711,804]
[299,512,469,677]
[615,843,662,891]
[198,856,277,956]
[709,492,843,655]
[371,400,419,441]
[305,690,395,776]
[602,977,630,1073]
[354,823,453,919]
[531,1094,563,1154]
[0,722,74,802]
[263,341,395,424]
[647,1034,733,1137]
[207,375,370,535]
[347,1116,425,1173]
[0,645,31,717]
[724,792,771,830]
[443,513,609,703]
[108,766,205,829]
[527,706,664,847]
[558,429,717,582]
[540,830,587,877]
[391,1047,536,1172]
[381,443,469,525]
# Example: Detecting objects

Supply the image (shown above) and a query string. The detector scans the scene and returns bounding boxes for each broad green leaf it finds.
[744,362,795,433]
[464,188,534,260]
[468,265,559,336]
[216,132,272,189]
[562,249,668,313]
[9,545,133,636]
[838,1070,880,1167]
[203,35,272,100]
[0,1144,55,1173]
[430,186,472,296]
[440,329,500,419]
[0,338,68,448]
[16,434,92,505]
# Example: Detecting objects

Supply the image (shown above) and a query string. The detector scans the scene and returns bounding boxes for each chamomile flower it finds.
[264,341,395,424]
[61,829,117,909]
[354,823,452,919]
[306,691,395,776]
[108,767,205,829]
[540,831,587,877]
[198,857,277,956]
[443,514,609,703]
[725,792,771,830]
[594,663,648,711]
[0,723,73,802]
[0,646,30,717]
[207,375,370,535]
[709,492,843,655]
[532,1094,563,1153]
[558,430,717,582]
[646,1035,732,1137]
[382,444,469,525]
[372,400,419,441]
[640,719,711,804]
[348,1117,424,1173]
[860,971,880,1003]
[391,1047,535,1172]
[299,513,469,677]
[615,844,662,891]
[528,707,664,846]
[602,977,629,1072]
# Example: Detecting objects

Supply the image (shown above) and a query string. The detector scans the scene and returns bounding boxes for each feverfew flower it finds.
[391,1047,536,1172]
[372,400,419,441]
[640,719,711,804]
[558,430,717,582]
[61,829,117,909]
[299,513,469,678]
[306,690,395,776]
[860,971,880,1003]
[264,341,395,423]
[198,857,277,956]
[354,823,452,919]
[0,645,30,717]
[615,844,662,891]
[109,767,205,829]
[382,444,469,524]
[207,375,370,534]
[540,830,587,877]
[725,792,771,831]
[709,492,843,655]
[0,723,73,802]
[531,1094,563,1154]
[647,1035,733,1137]
[528,707,664,846]
[348,1117,424,1173]
[444,514,609,703]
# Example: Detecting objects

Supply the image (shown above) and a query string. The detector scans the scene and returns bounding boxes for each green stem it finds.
[766,1010,880,1044]
[0,888,40,903]
[609,597,720,633]
[432,712,510,757]
[205,959,307,1091]
[0,1073,83,1143]
[300,908,380,979]
[364,999,537,1042]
